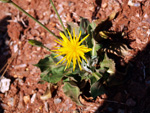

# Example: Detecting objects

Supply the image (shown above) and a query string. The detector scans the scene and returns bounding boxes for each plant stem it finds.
[9,1,59,39]
[92,72,100,80]
[49,0,69,38]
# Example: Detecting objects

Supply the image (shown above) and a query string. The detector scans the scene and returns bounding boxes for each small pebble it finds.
[18,50,21,55]
[89,5,95,11]
[13,44,18,53]
[44,101,49,112]
[54,98,61,104]
[128,0,140,7]
[144,14,148,18]
[102,3,108,8]
[9,41,13,46]
[58,4,64,14]
[50,14,54,18]
[14,64,27,69]
[7,98,14,107]
[31,93,36,103]
[147,29,150,37]
[23,95,30,104]
[0,77,11,93]
[36,47,41,51]
[134,3,140,7]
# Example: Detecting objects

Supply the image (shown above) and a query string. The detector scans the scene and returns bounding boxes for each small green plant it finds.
[1,0,131,105]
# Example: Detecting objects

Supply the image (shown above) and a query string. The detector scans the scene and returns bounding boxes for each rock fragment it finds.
[0,77,11,93]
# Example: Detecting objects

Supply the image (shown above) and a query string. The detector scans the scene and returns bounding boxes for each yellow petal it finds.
[78,34,89,45]
[54,30,92,71]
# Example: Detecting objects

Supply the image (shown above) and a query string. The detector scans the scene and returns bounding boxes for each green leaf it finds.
[88,71,103,86]
[50,52,63,63]
[34,53,65,72]
[80,72,91,81]
[91,72,102,81]
[47,73,63,84]
[51,65,65,74]
[28,39,44,47]
[40,65,65,84]
[89,21,97,31]
[90,80,106,98]
[63,82,82,105]
[67,22,80,36]
[100,53,116,75]
[79,17,90,35]
[34,57,53,72]
[92,38,101,57]
[65,73,81,82]
[89,76,97,85]
[35,54,67,84]
[87,21,102,57]
[87,22,96,50]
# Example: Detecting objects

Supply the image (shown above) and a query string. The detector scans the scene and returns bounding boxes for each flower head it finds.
[53,30,92,71]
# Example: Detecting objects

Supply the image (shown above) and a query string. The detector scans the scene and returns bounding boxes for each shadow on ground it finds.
[0,16,12,113]
[95,42,150,113]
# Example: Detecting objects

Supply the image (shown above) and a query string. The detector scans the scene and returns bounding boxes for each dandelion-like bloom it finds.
[53,30,92,71]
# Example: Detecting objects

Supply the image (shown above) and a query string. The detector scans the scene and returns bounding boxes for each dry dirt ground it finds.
[0,0,150,113]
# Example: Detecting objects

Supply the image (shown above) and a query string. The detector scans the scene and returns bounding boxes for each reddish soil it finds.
[0,0,150,113]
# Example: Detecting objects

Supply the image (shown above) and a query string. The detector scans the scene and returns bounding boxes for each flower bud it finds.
[0,0,11,3]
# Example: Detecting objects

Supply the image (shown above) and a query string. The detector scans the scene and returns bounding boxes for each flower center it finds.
[71,44,78,53]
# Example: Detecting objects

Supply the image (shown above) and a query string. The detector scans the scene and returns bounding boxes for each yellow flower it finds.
[53,30,92,71]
